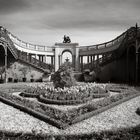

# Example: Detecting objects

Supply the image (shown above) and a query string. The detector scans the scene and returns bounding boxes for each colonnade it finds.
[79,54,104,71]
[25,53,55,65]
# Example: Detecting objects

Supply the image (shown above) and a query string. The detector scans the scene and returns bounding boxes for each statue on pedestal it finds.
[63,35,71,43]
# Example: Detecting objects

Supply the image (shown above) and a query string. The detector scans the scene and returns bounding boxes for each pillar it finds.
[43,55,46,63]
[55,48,59,71]
[87,55,90,63]
[97,55,99,66]
[136,52,138,83]
[4,45,7,83]
[51,56,54,65]
[75,47,79,71]
[81,56,83,72]
[135,23,139,84]
[72,55,75,68]
[28,53,32,62]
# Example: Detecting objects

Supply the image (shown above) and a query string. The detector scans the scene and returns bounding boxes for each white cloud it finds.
[0,0,140,46]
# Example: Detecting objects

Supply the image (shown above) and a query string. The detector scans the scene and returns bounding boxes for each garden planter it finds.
[30,79,34,82]
[0,79,4,83]
[8,77,13,82]
[22,78,26,82]
[36,78,42,82]
[14,79,18,83]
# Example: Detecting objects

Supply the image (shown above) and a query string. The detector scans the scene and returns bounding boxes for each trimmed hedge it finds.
[0,86,139,129]
[19,92,39,98]
[37,95,92,105]
[37,93,110,105]
[0,91,68,129]
[71,92,140,124]
[0,94,67,129]
[0,124,140,140]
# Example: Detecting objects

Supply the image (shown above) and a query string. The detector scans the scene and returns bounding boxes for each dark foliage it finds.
[51,63,76,88]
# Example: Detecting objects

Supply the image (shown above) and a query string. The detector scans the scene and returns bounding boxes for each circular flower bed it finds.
[20,83,110,105]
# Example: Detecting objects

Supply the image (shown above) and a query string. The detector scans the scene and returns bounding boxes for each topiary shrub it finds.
[51,63,76,88]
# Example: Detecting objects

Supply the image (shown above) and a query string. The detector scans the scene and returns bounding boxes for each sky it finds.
[0,0,140,46]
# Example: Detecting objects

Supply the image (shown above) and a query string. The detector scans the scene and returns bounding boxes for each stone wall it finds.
[5,62,43,82]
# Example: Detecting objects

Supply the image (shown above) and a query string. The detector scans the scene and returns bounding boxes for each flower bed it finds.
[20,83,109,105]
[0,91,67,129]
[0,84,139,129]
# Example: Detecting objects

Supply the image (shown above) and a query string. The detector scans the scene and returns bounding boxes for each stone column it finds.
[87,55,90,63]
[75,46,79,71]
[43,55,46,63]
[97,55,99,67]
[90,55,93,68]
[51,56,54,65]
[28,53,32,62]
[136,51,139,84]
[81,56,83,72]
[72,55,75,68]
[55,48,59,71]
[4,45,7,83]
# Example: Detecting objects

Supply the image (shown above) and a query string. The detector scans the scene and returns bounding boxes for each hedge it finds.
[0,124,140,140]
[0,95,67,129]
[19,92,39,98]
[71,92,140,124]
[0,87,139,130]
[20,92,110,105]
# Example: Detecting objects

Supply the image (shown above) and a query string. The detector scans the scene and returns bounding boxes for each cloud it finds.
[0,0,140,45]
[0,0,30,14]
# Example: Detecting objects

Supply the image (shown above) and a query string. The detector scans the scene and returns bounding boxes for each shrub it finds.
[51,63,76,88]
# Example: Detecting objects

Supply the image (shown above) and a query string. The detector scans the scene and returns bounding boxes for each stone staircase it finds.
[0,27,52,73]
[83,27,140,70]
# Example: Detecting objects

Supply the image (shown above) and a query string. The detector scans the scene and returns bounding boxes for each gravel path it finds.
[0,95,140,135]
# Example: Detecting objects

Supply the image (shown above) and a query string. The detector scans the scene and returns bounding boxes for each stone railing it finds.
[79,27,134,52]
[0,27,18,58]
[7,30,54,52]
[17,50,53,71]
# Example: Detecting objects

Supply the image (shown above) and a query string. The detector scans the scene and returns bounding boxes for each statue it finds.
[63,35,71,43]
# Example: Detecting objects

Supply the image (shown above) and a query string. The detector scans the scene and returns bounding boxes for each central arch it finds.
[61,50,72,64]
[54,43,79,71]
[126,45,136,84]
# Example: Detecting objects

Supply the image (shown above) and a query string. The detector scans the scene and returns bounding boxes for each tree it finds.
[51,63,76,88]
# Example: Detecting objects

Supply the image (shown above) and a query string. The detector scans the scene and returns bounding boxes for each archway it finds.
[54,43,79,71]
[0,45,5,66]
[62,50,72,64]
[137,47,140,83]
[0,44,7,83]
[127,46,136,84]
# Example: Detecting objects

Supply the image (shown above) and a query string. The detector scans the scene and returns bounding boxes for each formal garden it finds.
[0,64,140,139]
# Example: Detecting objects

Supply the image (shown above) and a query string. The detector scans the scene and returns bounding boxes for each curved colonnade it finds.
[3,26,134,71]
[0,25,140,83]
